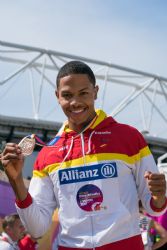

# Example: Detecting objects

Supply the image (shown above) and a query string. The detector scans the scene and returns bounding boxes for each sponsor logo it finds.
[59,163,117,185]
[76,184,105,211]
[101,164,116,178]
[94,131,111,135]
[58,145,68,152]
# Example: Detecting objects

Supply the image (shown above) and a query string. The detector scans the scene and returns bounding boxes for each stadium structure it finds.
[0,40,167,178]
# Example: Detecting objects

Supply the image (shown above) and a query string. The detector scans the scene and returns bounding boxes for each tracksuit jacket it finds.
[16,110,167,250]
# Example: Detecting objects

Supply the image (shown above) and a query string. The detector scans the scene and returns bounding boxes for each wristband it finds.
[150,197,167,212]
[15,192,33,208]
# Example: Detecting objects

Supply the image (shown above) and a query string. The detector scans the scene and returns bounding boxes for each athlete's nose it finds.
[70,95,82,107]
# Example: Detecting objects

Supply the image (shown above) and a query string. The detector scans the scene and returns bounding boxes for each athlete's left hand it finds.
[145,171,166,208]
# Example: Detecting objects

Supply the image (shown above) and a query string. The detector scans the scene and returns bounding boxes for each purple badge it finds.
[76,184,103,211]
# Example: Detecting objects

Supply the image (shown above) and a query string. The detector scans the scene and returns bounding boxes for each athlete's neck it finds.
[69,112,97,133]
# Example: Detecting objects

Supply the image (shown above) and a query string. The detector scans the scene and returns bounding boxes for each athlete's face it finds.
[56,74,98,132]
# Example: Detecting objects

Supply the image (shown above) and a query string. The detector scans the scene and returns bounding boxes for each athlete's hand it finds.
[145,171,166,208]
[0,143,24,181]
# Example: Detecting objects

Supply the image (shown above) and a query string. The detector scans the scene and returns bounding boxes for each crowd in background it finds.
[139,202,167,250]
[0,209,59,250]
[0,208,167,250]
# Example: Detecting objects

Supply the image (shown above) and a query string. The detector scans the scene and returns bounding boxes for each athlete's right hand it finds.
[0,143,24,181]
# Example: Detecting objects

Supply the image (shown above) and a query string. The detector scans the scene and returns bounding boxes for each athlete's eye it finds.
[80,91,88,96]
[62,93,72,99]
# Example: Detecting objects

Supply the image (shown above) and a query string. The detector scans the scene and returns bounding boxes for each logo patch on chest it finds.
[76,184,104,211]
[59,162,117,185]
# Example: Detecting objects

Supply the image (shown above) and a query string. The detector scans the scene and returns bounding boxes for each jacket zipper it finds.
[80,132,95,250]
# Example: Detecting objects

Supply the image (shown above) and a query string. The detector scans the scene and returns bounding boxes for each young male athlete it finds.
[1,61,167,250]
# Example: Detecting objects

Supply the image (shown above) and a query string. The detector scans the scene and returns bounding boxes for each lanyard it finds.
[18,115,97,156]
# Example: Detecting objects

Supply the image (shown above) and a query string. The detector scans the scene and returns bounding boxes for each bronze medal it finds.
[18,136,35,156]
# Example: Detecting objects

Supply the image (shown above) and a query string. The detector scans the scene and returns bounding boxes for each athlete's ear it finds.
[55,89,59,98]
[55,90,60,103]
[94,85,99,100]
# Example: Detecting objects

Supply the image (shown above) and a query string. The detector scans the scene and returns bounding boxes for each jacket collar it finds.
[62,109,108,134]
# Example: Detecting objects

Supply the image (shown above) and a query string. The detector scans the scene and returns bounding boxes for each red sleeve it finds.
[15,192,33,208]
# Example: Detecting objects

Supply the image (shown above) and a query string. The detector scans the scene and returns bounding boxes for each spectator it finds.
[139,201,167,249]
[148,210,167,250]
[0,213,25,250]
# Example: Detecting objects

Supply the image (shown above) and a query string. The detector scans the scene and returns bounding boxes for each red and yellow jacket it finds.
[16,110,166,250]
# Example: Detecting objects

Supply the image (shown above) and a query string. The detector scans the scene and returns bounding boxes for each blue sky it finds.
[0,0,167,76]
[0,0,167,139]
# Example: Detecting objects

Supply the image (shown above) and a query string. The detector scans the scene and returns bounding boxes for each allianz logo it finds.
[101,164,116,177]
[59,163,117,184]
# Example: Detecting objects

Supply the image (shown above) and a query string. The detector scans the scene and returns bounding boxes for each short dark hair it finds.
[56,61,96,88]
[2,213,20,230]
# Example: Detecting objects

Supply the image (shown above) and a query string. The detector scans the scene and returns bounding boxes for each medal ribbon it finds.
[25,134,60,147]
[18,134,60,156]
